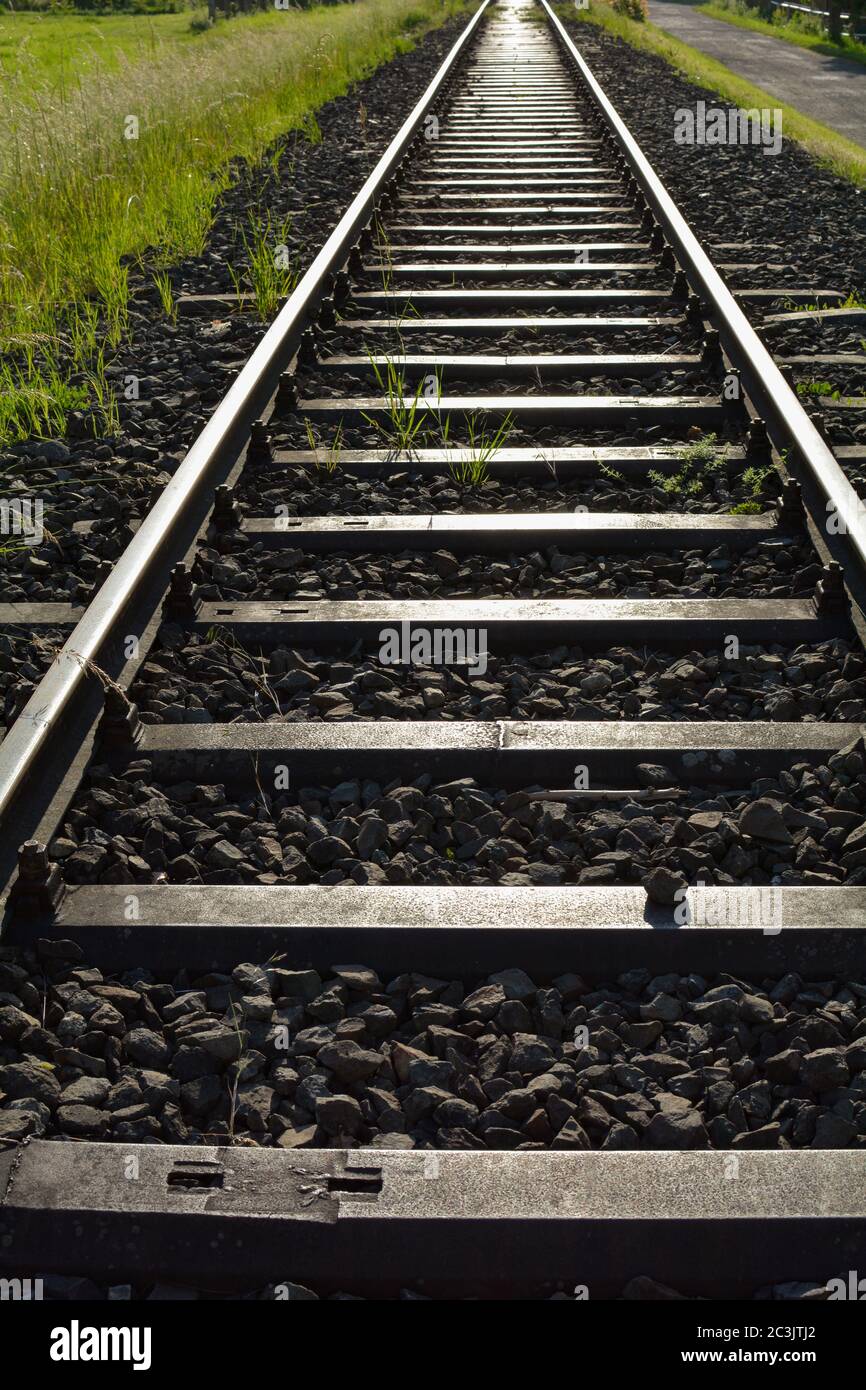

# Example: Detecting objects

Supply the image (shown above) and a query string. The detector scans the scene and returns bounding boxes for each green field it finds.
[0,11,195,79]
[0,0,469,443]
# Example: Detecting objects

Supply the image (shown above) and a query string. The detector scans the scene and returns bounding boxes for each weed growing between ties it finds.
[645,433,777,516]
[304,419,345,476]
[358,354,514,483]
[152,269,178,324]
[647,431,726,498]
[782,290,866,315]
[446,411,515,487]
[796,379,842,400]
[363,358,438,457]
[729,461,776,515]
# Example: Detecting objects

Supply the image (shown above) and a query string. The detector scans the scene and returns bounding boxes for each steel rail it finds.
[540,0,866,582]
[0,0,490,865]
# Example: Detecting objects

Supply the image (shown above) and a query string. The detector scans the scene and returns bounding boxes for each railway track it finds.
[2,0,866,1305]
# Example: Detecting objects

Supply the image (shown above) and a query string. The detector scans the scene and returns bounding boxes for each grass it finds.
[304,418,344,475]
[0,351,91,443]
[0,10,195,83]
[781,288,866,312]
[363,356,439,457]
[730,460,776,512]
[228,211,298,320]
[358,353,512,482]
[447,411,514,487]
[561,1,866,187]
[0,0,470,444]
[152,268,177,322]
[698,0,866,71]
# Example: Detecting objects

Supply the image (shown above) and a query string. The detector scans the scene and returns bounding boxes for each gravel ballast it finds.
[4,8,866,1313]
[196,536,819,602]
[236,457,777,517]
[129,633,866,725]
[55,744,866,888]
[2,945,865,1153]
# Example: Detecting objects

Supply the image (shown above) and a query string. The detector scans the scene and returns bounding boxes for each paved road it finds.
[647,0,866,148]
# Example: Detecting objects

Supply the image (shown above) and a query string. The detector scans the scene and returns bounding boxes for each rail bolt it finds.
[298,329,319,366]
[276,373,298,413]
[317,296,337,330]
[88,559,113,601]
[10,840,66,917]
[776,478,803,525]
[163,563,196,621]
[746,417,771,459]
[701,330,721,366]
[212,484,239,532]
[671,270,689,300]
[814,561,846,615]
[248,420,273,462]
[98,683,144,751]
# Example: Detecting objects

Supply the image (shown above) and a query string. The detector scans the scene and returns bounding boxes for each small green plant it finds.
[782,290,866,315]
[152,269,177,323]
[263,140,287,187]
[447,410,514,487]
[730,460,775,514]
[304,418,343,475]
[796,379,841,399]
[597,460,624,483]
[66,300,101,369]
[83,347,122,437]
[781,297,819,314]
[0,348,89,446]
[300,110,322,146]
[741,462,774,494]
[224,1001,250,1145]
[363,356,437,459]
[648,431,725,497]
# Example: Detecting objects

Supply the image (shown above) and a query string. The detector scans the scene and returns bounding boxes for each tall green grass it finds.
[0,0,468,443]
